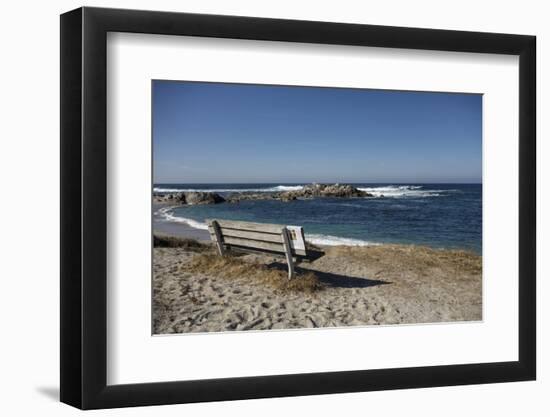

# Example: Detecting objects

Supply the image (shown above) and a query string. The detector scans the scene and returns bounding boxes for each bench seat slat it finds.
[209,227,283,243]
[209,231,308,257]
[222,236,286,253]
[207,219,284,234]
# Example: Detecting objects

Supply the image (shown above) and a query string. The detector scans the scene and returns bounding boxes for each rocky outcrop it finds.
[153,191,225,205]
[280,183,372,200]
[227,183,373,203]
[153,193,185,204]
[225,192,279,203]
[183,191,225,205]
[153,184,373,205]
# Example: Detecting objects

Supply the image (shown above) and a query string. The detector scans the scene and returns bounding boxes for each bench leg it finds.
[281,228,295,280]
[287,260,295,280]
[211,220,226,256]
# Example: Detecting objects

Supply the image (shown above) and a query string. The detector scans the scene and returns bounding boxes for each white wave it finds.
[153,185,304,193]
[270,185,304,191]
[358,185,448,198]
[306,233,380,247]
[157,207,379,247]
[153,187,190,193]
[156,207,209,230]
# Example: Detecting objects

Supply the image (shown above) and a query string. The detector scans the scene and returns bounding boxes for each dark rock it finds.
[225,183,374,203]
[225,192,279,203]
[153,191,225,205]
[153,192,185,204]
[154,184,373,205]
[280,194,297,202]
[183,191,225,205]
[279,183,373,200]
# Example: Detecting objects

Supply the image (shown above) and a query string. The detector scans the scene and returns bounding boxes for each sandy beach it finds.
[153,235,482,334]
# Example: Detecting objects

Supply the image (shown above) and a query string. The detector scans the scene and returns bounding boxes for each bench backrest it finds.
[206,219,307,257]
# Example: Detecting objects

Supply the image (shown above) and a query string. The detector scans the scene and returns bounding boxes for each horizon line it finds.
[153,181,482,185]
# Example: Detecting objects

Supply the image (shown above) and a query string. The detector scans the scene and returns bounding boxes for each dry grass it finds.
[182,253,324,294]
[153,234,208,252]
[328,244,481,276]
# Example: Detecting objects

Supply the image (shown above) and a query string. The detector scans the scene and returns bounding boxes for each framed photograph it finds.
[60,7,536,409]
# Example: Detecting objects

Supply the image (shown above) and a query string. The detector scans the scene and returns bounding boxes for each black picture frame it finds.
[60,6,536,410]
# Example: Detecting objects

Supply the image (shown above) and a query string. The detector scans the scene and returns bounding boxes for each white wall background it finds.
[0,0,545,415]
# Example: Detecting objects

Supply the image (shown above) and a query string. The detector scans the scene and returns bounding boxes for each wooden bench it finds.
[206,219,308,279]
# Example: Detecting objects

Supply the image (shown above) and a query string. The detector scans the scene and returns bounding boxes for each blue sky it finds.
[153,81,482,184]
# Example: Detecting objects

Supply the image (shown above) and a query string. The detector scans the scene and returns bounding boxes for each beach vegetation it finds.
[182,253,324,294]
[153,234,208,252]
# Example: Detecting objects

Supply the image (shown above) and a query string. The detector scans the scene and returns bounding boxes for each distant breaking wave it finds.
[154,184,454,198]
[153,185,304,193]
[357,185,454,198]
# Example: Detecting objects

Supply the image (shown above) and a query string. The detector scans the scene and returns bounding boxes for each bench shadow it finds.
[266,262,391,289]
[312,269,391,289]
[302,249,325,262]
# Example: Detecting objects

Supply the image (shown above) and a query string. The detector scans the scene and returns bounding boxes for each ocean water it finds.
[154,183,482,254]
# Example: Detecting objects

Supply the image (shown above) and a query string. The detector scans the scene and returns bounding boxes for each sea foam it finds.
[306,234,379,247]
[357,185,448,198]
[156,207,209,230]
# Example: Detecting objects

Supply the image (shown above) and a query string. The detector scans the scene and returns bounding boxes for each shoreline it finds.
[153,203,381,248]
[152,182,482,254]
[153,203,211,242]
[154,203,481,254]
